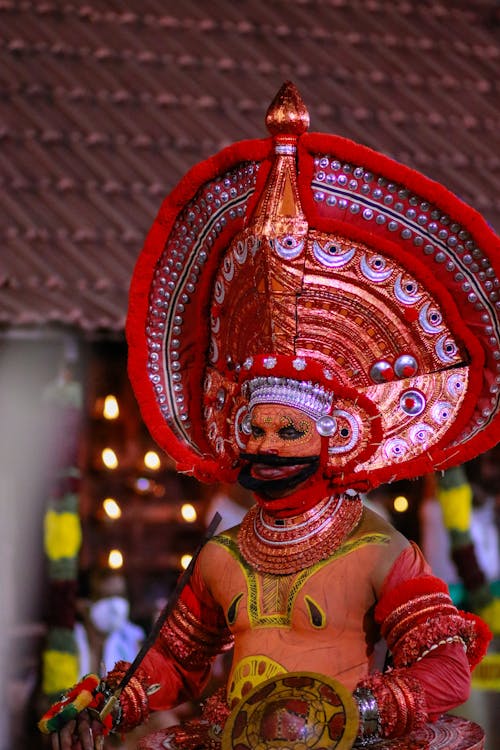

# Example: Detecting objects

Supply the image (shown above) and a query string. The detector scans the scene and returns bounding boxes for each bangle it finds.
[353,686,381,746]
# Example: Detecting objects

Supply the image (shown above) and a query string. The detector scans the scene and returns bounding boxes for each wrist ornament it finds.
[105,660,152,733]
[356,669,427,739]
[352,685,381,746]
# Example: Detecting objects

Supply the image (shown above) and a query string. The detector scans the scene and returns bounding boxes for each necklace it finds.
[238,494,363,574]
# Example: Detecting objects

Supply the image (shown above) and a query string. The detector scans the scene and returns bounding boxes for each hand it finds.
[50,710,104,750]
[39,674,112,748]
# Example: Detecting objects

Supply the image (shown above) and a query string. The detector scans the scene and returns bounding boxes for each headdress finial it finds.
[265,81,310,137]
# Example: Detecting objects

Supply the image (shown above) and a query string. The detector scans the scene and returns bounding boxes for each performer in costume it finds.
[42,83,500,749]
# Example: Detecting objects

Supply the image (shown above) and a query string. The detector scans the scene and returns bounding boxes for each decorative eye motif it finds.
[241,413,252,434]
[409,423,434,445]
[208,336,219,364]
[215,388,226,410]
[394,274,422,305]
[313,239,356,268]
[204,373,213,393]
[360,254,393,282]
[384,437,409,460]
[419,302,444,334]
[222,255,235,281]
[436,335,459,364]
[215,436,225,454]
[447,373,466,400]
[234,238,249,264]
[432,401,453,424]
[271,235,305,260]
[234,405,251,450]
[327,409,359,454]
[214,278,225,304]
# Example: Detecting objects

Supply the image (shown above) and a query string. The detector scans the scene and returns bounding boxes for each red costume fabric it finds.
[115,523,486,739]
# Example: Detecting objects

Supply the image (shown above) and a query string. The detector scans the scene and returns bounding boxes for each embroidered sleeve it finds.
[105,562,234,730]
[154,579,234,670]
[375,574,491,669]
[354,564,492,742]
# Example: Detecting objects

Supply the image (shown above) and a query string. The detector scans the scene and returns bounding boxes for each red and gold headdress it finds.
[127,82,500,492]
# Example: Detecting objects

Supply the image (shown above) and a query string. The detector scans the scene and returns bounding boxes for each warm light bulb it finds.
[394,495,409,513]
[103,395,119,420]
[181,503,197,523]
[180,554,193,570]
[144,450,161,471]
[108,549,123,569]
[102,447,118,469]
[103,497,121,519]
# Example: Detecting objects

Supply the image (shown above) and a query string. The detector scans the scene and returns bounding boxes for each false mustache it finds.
[239,453,320,467]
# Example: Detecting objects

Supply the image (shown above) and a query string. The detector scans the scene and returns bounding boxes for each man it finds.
[46,380,487,749]
[42,82,499,748]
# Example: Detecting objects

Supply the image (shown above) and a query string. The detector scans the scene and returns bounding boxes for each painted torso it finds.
[198,506,408,705]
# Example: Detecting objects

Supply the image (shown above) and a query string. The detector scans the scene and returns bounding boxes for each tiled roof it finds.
[1,0,500,332]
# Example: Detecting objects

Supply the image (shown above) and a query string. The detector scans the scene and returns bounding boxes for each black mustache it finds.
[238,457,320,498]
[239,453,320,467]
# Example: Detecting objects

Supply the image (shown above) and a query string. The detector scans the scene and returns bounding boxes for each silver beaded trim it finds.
[244,376,334,420]
[312,155,500,443]
[353,686,381,746]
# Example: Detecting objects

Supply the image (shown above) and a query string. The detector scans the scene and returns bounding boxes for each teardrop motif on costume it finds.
[304,595,326,629]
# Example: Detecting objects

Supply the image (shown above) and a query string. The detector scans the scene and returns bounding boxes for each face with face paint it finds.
[238,404,322,499]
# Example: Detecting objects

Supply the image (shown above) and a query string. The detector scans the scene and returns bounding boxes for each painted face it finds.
[246,404,321,458]
[240,404,321,493]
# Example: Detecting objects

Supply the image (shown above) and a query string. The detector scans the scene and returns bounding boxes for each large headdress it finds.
[127,83,500,492]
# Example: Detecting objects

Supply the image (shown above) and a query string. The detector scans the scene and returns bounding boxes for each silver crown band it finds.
[244,376,334,420]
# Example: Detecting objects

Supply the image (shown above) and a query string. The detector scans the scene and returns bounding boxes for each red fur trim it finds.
[127,138,272,479]
[375,575,450,624]
[458,610,493,670]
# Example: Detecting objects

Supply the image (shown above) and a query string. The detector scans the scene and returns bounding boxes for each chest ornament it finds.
[237,494,363,574]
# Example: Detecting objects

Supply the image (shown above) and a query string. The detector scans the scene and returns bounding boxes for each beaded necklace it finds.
[237,494,363,574]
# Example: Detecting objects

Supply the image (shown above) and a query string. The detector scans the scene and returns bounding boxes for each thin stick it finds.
[98,512,222,721]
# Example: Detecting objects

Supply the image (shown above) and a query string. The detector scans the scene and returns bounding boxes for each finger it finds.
[51,731,61,750]
[77,716,94,750]
[90,717,104,736]
[58,719,76,750]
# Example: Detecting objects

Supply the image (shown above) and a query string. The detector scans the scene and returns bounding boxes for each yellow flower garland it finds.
[44,510,82,560]
[42,650,80,695]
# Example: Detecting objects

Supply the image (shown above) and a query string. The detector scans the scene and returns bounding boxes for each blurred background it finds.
[1,1,500,748]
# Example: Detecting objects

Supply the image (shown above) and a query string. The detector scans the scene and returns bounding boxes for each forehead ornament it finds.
[244,376,334,436]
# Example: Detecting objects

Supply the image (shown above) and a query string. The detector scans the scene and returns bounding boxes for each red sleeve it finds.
[356,543,490,739]
[136,560,233,711]
[408,642,470,718]
[379,541,432,597]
